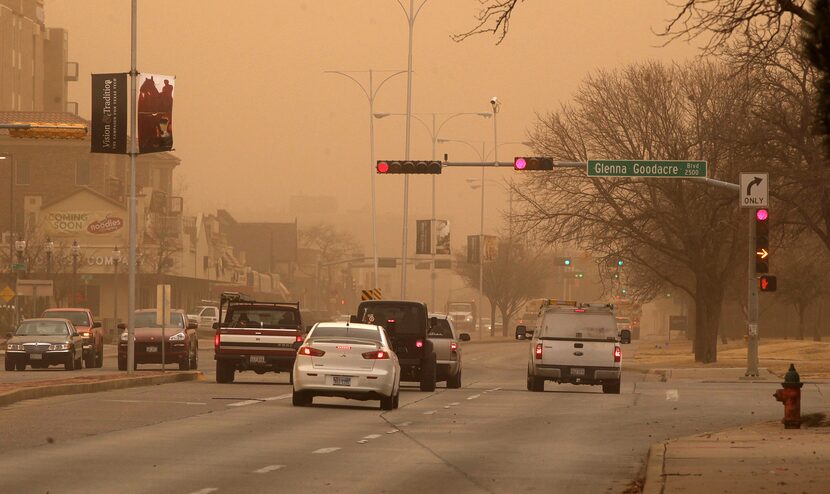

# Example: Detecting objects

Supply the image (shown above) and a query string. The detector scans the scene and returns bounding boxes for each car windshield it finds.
[539,313,617,340]
[428,318,453,338]
[134,312,185,329]
[16,321,69,336]
[309,326,381,342]
[225,307,299,329]
[42,310,90,326]
[357,303,425,335]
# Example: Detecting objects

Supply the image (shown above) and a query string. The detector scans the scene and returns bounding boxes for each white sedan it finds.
[292,322,400,410]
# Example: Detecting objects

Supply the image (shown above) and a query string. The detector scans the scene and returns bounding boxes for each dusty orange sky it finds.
[46,0,698,252]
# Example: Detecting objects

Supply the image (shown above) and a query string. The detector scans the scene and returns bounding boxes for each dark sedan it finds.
[118,310,199,370]
[4,318,85,371]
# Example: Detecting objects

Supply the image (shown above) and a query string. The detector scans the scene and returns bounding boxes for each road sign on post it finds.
[739,172,769,208]
[586,160,707,178]
[156,284,171,372]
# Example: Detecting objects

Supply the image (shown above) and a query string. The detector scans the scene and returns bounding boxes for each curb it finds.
[642,441,666,494]
[0,371,203,408]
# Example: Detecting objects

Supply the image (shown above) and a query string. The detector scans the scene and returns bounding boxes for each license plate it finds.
[332,376,351,386]
[29,353,42,360]
[571,367,585,376]
[146,346,158,353]
[249,355,266,364]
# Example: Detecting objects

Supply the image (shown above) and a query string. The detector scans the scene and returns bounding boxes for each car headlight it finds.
[168,332,186,341]
[82,332,91,338]
[48,343,70,351]
[7,343,23,351]
[465,315,473,322]
[120,332,128,341]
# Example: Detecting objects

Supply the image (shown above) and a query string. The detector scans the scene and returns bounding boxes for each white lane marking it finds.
[188,489,218,494]
[467,394,481,400]
[449,402,460,406]
[386,429,399,434]
[263,394,292,401]
[486,387,501,392]
[666,389,679,402]
[228,399,262,407]
[253,465,286,474]
[102,399,207,405]
[397,421,412,427]
[363,434,382,440]
[423,410,437,415]
[312,447,341,454]
[357,439,369,444]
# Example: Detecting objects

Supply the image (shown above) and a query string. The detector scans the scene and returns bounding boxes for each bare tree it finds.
[452,0,522,43]
[143,215,180,275]
[777,236,830,339]
[804,0,830,151]
[297,224,362,307]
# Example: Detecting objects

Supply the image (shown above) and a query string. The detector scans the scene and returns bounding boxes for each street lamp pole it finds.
[112,246,122,331]
[71,240,80,306]
[45,237,54,277]
[14,237,25,323]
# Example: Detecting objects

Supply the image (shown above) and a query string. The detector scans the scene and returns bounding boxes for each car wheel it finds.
[179,352,191,371]
[4,359,14,371]
[65,353,75,371]
[84,351,95,369]
[528,371,544,392]
[190,345,198,370]
[602,380,621,394]
[15,361,26,371]
[288,369,294,385]
[380,394,395,410]
[216,361,235,383]
[118,357,127,371]
[292,390,312,406]
[447,370,461,389]
[392,391,400,409]
[419,353,437,392]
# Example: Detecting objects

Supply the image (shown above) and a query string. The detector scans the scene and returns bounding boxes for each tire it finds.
[216,361,235,383]
[392,392,400,409]
[419,353,437,392]
[447,369,461,389]
[4,359,13,371]
[602,380,621,394]
[527,371,544,392]
[179,351,191,371]
[190,345,198,370]
[118,357,127,371]
[65,353,75,371]
[292,390,312,406]
[96,346,104,368]
[75,351,83,370]
[84,351,95,369]
[15,361,26,371]
[380,394,395,410]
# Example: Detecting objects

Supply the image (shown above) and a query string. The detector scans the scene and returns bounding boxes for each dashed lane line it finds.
[187,488,218,494]
[103,399,206,405]
[467,394,481,400]
[363,434,382,439]
[357,439,369,444]
[386,429,399,434]
[263,394,292,401]
[423,410,437,415]
[312,447,341,454]
[227,399,263,407]
[449,402,460,406]
[397,421,412,427]
[253,465,286,474]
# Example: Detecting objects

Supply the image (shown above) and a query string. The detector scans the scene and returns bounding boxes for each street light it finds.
[112,245,122,328]
[70,240,81,306]
[374,111,491,308]
[44,237,54,276]
[14,237,26,324]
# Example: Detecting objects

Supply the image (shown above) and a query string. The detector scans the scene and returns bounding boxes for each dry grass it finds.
[631,338,830,379]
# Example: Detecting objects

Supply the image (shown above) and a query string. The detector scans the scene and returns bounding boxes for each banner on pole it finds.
[435,220,450,255]
[91,73,128,154]
[137,74,175,154]
[416,220,431,255]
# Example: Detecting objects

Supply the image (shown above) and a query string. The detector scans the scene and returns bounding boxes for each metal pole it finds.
[746,208,759,376]
[161,289,166,373]
[368,70,379,289]
[72,254,77,306]
[401,0,415,299]
[8,155,15,326]
[113,259,119,328]
[127,0,138,374]
[430,114,436,310]
[478,142,485,338]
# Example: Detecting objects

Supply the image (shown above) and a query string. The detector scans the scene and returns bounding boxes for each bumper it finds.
[6,350,71,366]
[437,359,460,377]
[119,342,188,363]
[533,364,620,384]
[215,353,296,372]
[293,363,396,399]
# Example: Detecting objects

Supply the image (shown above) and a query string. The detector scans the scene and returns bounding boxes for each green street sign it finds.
[11,263,26,272]
[587,159,707,178]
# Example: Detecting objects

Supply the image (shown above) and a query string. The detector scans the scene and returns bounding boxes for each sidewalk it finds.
[643,418,830,494]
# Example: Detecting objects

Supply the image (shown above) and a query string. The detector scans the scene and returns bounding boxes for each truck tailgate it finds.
[540,339,616,367]
[218,328,298,355]
[429,338,453,362]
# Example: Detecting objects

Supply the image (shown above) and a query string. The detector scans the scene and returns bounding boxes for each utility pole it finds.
[127,0,138,374]
[746,208,760,376]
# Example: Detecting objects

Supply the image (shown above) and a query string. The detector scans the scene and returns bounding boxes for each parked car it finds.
[5,318,84,371]
[42,308,103,368]
[292,322,400,409]
[428,313,470,388]
[187,303,219,329]
[118,309,199,370]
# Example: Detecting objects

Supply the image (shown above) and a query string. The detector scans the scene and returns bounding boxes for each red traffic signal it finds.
[759,275,777,292]
[376,160,442,174]
[514,156,554,171]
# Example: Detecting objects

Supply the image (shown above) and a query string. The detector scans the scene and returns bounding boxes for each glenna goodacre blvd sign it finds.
[587,160,707,178]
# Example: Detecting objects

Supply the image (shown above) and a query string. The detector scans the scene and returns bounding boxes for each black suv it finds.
[353,300,437,392]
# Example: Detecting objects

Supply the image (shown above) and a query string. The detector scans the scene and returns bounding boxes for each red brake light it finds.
[415,340,424,348]
[362,350,390,359]
[299,346,325,357]
[296,335,304,343]
[336,345,352,350]
[450,342,458,352]
[387,319,396,324]
[535,343,543,360]
[574,309,586,313]
[614,346,621,363]
[214,332,220,350]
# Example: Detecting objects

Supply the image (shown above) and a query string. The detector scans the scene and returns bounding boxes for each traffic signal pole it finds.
[747,208,760,376]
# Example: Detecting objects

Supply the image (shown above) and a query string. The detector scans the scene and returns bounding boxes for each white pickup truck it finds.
[522,301,630,394]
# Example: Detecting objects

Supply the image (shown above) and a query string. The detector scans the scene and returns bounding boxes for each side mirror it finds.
[620,329,631,344]
[93,321,102,328]
[459,333,471,342]
[187,322,198,330]
[212,322,220,330]
[429,316,438,328]
[349,315,359,324]
[515,325,527,340]
[117,323,127,330]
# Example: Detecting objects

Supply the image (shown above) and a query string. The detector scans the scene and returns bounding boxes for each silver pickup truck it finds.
[428,313,471,388]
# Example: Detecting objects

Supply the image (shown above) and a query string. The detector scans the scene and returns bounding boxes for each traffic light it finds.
[377,160,442,174]
[562,257,572,267]
[755,208,769,273]
[513,157,554,171]
[616,259,624,267]
[759,275,777,292]
[574,272,585,279]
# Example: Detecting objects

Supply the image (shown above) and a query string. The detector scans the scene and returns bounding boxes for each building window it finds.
[76,161,90,186]
[15,161,30,185]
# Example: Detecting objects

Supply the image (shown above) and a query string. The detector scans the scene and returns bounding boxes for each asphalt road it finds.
[0,340,817,494]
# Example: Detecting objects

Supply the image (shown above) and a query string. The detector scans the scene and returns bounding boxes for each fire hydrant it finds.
[773,363,803,429]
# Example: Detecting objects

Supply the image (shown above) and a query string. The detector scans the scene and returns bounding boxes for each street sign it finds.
[0,286,16,302]
[11,263,26,272]
[739,172,769,208]
[360,288,383,301]
[587,160,707,178]
[155,284,172,326]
